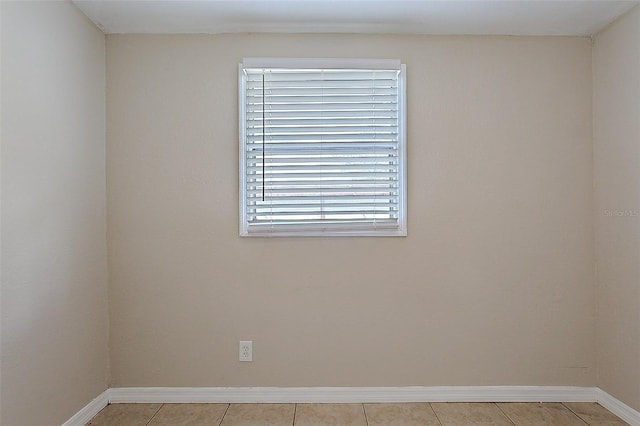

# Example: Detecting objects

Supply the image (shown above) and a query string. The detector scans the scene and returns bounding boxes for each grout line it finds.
[218,403,230,426]
[494,402,517,426]
[362,403,369,426]
[292,403,297,426]
[144,403,164,426]
[561,402,592,426]
[428,402,443,426]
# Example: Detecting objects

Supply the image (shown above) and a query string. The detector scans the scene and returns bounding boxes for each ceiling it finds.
[73,0,639,36]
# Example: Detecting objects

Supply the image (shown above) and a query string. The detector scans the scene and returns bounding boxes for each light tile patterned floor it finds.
[86,402,628,425]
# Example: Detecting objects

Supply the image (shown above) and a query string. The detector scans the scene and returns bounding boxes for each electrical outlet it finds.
[239,340,252,362]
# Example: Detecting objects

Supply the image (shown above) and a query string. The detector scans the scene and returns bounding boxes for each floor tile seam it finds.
[494,402,517,426]
[217,403,231,426]
[428,402,443,426]
[361,403,369,426]
[560,402,595,426]
[292,403,297,426]
[144,403,164,426]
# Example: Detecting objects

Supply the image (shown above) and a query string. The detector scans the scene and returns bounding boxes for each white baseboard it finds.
[596,388,640,425]
[64,386,640,426]
[107,385,598,404]
[61,389,109,426]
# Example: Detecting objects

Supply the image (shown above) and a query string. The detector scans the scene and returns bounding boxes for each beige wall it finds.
[107,34,595,388]
[593,6,640,412]
[1,2,108,425]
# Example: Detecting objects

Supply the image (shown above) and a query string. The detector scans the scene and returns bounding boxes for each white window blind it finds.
[239,59,406,237]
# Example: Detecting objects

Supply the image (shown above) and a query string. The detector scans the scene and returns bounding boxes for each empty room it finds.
[1,0,639,425]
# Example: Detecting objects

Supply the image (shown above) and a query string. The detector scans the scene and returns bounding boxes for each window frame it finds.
[239,58,407,237]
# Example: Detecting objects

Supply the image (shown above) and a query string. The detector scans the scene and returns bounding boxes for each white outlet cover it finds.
[239,341,252,362]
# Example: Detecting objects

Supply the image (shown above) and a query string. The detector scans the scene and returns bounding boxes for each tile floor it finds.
[86,401,628,426]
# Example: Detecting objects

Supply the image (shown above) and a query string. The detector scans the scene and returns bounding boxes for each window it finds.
[239,58,406,237]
